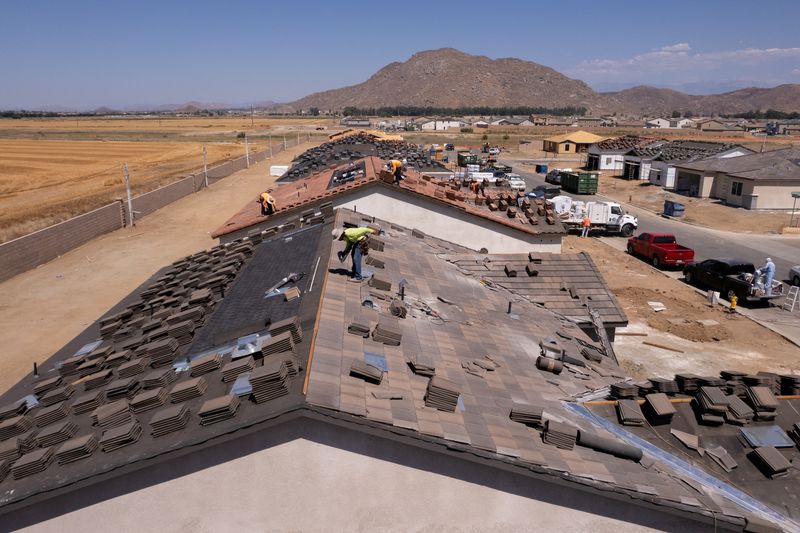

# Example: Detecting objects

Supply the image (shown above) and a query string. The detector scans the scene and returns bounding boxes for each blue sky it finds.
[2,0,799,109]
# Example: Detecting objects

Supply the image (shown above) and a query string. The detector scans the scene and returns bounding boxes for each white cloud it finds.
[793,68,800,76]
[571,44,800,80]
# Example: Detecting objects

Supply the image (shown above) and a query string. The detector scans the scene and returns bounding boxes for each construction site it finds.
[0,122,799,533]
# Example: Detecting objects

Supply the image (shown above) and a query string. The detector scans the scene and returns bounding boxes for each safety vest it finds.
[260,192,275,208]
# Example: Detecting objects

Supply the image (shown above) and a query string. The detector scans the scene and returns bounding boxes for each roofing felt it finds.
[439,252,627,326]
[211,156,566,240]
[678,147,800,181]
[630,140,744,163]
[543,131,606,145]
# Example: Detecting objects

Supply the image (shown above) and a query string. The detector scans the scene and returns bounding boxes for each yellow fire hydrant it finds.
[729,294,738,312]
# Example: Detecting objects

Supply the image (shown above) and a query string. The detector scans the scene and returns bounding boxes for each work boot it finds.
[337,251,346,263]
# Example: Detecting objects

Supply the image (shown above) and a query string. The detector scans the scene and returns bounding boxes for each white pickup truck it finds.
[505,173,526,191]
[549,196,638,236]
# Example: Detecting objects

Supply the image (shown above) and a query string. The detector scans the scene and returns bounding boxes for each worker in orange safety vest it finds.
[259,191,276,216]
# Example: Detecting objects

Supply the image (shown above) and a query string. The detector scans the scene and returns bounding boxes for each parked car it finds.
[526,185,561,200]
[683,258,784,303]
[488,147,500,155]
[626,233,695,269]
[790,265,800,286]
[545,170,562,185]
[506,174,526,191]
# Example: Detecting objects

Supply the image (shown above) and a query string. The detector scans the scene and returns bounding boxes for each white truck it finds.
[505,173,526,191]
[549,196,638,236]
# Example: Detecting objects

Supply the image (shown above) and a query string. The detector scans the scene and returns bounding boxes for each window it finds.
[611,206,622,215]
[563,144,571,152]
[605,157,612,165]
[731,181,743,196]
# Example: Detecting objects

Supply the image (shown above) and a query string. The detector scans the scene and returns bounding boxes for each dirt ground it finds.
[0,142,313,395]
[563,235,800,379]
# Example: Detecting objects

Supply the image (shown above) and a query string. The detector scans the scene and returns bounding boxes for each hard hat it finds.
[332,228,343,240]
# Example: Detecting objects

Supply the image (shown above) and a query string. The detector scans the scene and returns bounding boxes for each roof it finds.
[543,131,605,145]
[439,252,627,326]
[630,140,748,164]
[677,147,800,182]
[591,136,664,154]
[327,129,404,142]
[0,208,795,530]
[211,156,567,240]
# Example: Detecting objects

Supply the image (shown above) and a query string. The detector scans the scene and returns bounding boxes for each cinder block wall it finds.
[0,203,124,283]
[130,176,196,218]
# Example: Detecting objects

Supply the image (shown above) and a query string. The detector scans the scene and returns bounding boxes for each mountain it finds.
[289,48,601,112]
[288,49,800,115]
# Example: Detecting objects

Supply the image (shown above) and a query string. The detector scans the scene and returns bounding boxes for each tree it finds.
[671,110,681,118]
[684,110,693,118]
[309,107,320,116]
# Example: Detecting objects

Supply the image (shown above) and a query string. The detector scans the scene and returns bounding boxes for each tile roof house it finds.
[211,156,567,253]
[0,209,794,531]
[674,147,800,208]
[542,131,606,155]
[622,140,754,189]
[586,136,665,172]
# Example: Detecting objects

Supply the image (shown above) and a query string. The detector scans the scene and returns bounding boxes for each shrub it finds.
[460,127,473,133]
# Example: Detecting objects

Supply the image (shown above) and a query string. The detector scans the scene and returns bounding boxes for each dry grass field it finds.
[0,116,339,242]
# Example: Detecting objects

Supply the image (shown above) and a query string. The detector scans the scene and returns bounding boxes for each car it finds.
[488,147,500,155]
[525,185,561,200]
[790,265,800,286]
[505,173,526,191]
[683,258,783,303]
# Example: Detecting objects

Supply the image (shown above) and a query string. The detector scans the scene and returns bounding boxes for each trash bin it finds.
[535,164,549,174]
[664,200,685,217]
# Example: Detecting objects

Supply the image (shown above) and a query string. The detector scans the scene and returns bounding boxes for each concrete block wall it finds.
[0,203,124,283]
[130,176,197,219]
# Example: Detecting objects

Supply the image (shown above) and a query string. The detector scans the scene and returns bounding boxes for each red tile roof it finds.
[212,157,566,239]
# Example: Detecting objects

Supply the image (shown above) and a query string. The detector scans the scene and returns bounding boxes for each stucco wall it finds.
[8,417,716,533]
[336,188,562,253]
[752,181,800,209]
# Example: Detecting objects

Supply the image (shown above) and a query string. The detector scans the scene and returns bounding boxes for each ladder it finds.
[783,285,800,312]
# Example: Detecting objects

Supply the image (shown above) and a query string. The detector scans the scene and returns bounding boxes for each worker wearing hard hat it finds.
[259,191,276,216]
[386,159,405,185]
[332,226,378,282]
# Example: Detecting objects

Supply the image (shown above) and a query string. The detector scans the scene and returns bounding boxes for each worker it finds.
[581,215,591,238]
[470,180,480,196]
[332,226,378,282]
[259,191,276,216]
[758,257,776,295]
[386,159,404,184]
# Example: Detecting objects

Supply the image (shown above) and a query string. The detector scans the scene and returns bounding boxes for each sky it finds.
[2,0,800,110]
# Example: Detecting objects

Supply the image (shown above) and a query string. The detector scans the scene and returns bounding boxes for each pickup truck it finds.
[790,265,800,286]
[626,233,695,269]
[683,258,784,303]
[506,174,526,191]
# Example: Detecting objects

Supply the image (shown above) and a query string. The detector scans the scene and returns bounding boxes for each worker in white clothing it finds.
[758,257,776,295]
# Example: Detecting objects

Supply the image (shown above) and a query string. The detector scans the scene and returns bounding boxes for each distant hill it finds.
[287,48,800,115]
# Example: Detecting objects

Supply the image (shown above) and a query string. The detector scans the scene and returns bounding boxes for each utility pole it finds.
[245,133,250,168]
[202,145,209,188]
[123,162,134,227]
[283,135,287,150]
[297,132,300,146]
[250,106,254,128]
[269,133,273,158]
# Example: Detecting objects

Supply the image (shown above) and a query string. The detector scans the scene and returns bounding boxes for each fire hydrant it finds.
[729,295,738,312]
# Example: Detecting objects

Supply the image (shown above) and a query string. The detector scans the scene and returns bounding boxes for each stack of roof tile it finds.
[198,395,240,426]
[643,393,676,425]
[55,434,99,464]
[509,403,543,427]
[250,358,293,403]
[725,394,755,425]
[167,306,205,325]
[0,431,36,462]
[105,377,142,401]
[190,353,222,376]
[99,420,143,452]
[0,399,30,421]
[789,423,800,447]
[648,378,679,395]
[750,446,791,479]
[105,350,132,368]
[616,399,646,426]
[542,420,578,450]
[150,404,191,437]
[368,276,392,293]
[91,400,132,428]
[142,337,180,367]
[35,420,78,447]
[743,373,777,391]
[76,359,106,378]
[83,369,114,391]
[269,316,303,344]
[697,386,729,421]
[12,448,54,479]
[407,353,435,377]
[610,382,638,399]
[424,376,461,412]
[780,374,800,395]
[33,376,63,397]
[142,368,177,389]
[372,318,402,346]
[745,386,778,421]
[698,376,726,388]
[118,357,150,378]
[0,415,33,441]
[39,384,75,407]
[222,357,256,383]
[260,332,296,356]
[675,373,701,394]
[34,402,70,427]
[72,390,106,415]
[58,354,86,377]
[166,320,196,345]
[757,372,782,395]
[130,388,168,413]
[347,321,371,338]
[170,377,208,403]
[349,360,383,385]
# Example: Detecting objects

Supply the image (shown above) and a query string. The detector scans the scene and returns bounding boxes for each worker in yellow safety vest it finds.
[259,191,276,216]
[332,226,378,282]
[386,159,405,184]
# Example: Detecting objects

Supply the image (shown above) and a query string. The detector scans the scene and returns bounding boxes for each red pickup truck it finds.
[627,233,695,269]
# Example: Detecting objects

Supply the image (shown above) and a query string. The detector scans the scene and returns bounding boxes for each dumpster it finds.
[664,200,685,217]
[535,164,549,174]
[559,171,598,194]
